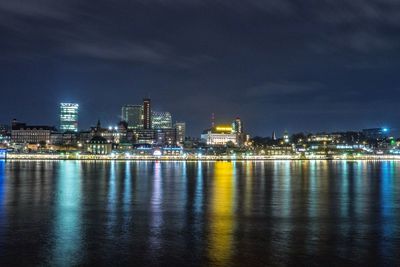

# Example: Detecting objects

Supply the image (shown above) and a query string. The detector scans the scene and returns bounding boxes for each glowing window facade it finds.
[60,103,79,132]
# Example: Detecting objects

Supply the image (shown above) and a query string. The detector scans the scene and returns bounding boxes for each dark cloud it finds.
[246,81,323,97]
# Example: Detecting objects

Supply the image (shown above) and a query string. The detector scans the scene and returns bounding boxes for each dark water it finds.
[0,160,399,266]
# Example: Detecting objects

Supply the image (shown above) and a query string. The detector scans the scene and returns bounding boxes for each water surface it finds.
[0,160,399,266]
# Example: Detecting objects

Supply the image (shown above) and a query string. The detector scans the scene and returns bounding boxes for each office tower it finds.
[152,111,172,129]
[362,128,390,140]
[143,98,151,129]
[121,104,143,129]
[60,103,79,132]
[175,122,186,145]
[233,117,243,134]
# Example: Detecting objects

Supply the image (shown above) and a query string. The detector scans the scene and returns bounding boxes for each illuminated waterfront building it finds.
[121,104,143,129]
[60,103,79,132]
[85,136,112,155]
[11,119,56,144]
[152,111,172,129]
[201,125,238,146]
[50,132,77,146]
[143,98,151,129]
[84,121,112,154]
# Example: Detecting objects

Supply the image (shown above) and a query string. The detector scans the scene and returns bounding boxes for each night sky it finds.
[1,0,399,137]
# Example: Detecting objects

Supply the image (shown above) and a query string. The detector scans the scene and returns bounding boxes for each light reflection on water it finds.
[0,160,5,246]
[49,161,83,266]
[208,162,235,266]
[0,160,399,266]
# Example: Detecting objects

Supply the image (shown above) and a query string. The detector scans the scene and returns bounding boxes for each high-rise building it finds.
[152,111,172,129]
[121,105,143,129]
[175,122,186,145]
[362,128,390,140]
[60,103,79,132]
[143,98,151,129]
[233,117,243,134]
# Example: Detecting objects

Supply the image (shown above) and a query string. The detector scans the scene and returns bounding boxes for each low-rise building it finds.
[11,120,56,144]
[50,131,78,146]
[201,124,239,146]
[85,136,112,155]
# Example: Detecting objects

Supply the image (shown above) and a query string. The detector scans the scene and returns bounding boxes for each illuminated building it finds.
[175,122,186,145]
[0,124,10,145]
[233,117,242,134]
[78,120,122,144]
[156,128,177,146]
[283,130,289,143]
[84,121,112,154]
[134,129,156,144]
[201,124,238,146]
[143,98,151,129]
[260,145,294,156]
[11,120,56,144]
[232,117,247,146]
[132,128,177,146]
[151,111,172,129]
[85,136,112,155]
[362,128,390,140]
[60,103,79,132]
[121,104,143,129]
[308,133,342,142]
[50,132,77,146]
[162,146,183,155]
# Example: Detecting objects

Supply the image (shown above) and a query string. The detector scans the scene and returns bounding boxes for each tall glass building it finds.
[60,103,79,132]
[121,105,143,129]
[152,111,172,129]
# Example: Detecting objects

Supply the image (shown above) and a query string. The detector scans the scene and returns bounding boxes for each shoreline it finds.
[3,153,400,161]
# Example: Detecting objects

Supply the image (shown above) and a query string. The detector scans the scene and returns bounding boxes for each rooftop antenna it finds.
[211,113,215,128]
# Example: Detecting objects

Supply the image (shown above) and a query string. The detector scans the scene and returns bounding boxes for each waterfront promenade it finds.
[4,153,400,161]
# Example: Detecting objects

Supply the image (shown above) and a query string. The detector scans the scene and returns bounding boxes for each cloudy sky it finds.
[0,0,399,136]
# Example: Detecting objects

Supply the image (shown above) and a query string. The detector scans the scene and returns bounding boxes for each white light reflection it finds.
[149,161,163,251]
[50,161,83,266]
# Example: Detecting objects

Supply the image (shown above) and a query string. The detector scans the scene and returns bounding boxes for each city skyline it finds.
[0,99,396,138]
[1,1,399,136]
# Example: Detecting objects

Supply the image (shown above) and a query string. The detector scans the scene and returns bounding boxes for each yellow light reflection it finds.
[208,162,235,265]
